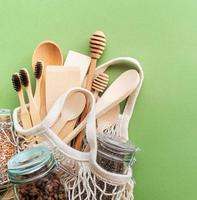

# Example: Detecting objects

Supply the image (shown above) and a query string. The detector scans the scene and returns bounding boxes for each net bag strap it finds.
[63,57,144,144]
[95,57,144,140]
[13,87,96,162]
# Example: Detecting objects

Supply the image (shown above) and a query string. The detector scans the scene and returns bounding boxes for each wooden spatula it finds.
[64,50,91,85]
[45,66,80,111]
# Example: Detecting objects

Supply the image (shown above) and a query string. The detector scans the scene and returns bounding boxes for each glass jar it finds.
[8,146,67,200]
[97,135,137,174]
[0,109,17,192]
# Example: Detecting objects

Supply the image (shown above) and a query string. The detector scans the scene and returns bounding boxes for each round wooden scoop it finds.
[32,40,63,119]
[32,40,63,68]
[52,92,86,137]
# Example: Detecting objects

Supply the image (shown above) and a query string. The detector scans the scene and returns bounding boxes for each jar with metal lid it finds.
[0,109,17,192]
[97,135,137,174]
[8,146,67,200]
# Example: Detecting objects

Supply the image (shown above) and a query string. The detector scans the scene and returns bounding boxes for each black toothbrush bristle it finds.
[34,61,43,79]
[12,73,21,92]
[19,69,29,87]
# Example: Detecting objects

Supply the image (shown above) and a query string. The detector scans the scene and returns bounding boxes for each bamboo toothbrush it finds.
[33,61,43,118]
[19,68,41,126]
[12,73,32,129]
[74,31,106,150]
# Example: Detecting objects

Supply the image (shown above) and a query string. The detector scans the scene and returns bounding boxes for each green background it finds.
[0,0,197,199]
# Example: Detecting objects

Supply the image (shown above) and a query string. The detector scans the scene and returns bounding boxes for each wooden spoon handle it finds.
[52,117,68,134]
[73,104,89,149]
[59,119,76,140]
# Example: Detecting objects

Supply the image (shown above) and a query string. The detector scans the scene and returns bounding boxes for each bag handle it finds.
[95,57,144,140]
[65,57,144,142]
[88,57,143,184]
[13,87,97,162]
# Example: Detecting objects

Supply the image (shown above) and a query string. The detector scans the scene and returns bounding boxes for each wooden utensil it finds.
[12,73,32,129]
[74,31,106,150]
[59,51,91,139]
[19,68,41,126]
[32,40,63,118]
[33,61,43,114]
[97,105,120,133]
[96,70,140,118]
[45,66,81,111]
[52,92,86,138]
[92,72,120,133]
[86,31,106,90]
[66,70,140,144]
[64,50,91,85]
[92,72,109,100]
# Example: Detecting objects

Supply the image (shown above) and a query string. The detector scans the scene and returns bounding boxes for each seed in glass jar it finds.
[17,172,67,200]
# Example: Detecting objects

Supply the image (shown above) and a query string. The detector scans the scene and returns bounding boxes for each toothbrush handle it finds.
[18,92,32,129]
[34,79,41,112]
[27,88,41,126]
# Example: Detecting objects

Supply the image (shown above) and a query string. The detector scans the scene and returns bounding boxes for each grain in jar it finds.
[8,146,67,200]
[0,109,17,192]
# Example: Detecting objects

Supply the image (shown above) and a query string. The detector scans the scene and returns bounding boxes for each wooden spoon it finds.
[66,70,140,144]
[96,69,140,118]
[52,92,86,138]
[32,40,63,118]
[97,104,120,133]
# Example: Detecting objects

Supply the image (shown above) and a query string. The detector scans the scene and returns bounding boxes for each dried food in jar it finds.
[95,134,137,199]
[97,134,137,174]
[0,109,17,189]
[8,146,67,200]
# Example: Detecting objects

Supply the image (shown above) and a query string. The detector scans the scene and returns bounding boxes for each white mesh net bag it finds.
[13,87,134,200]
[95,57,144,141]
[59,57,144,144]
